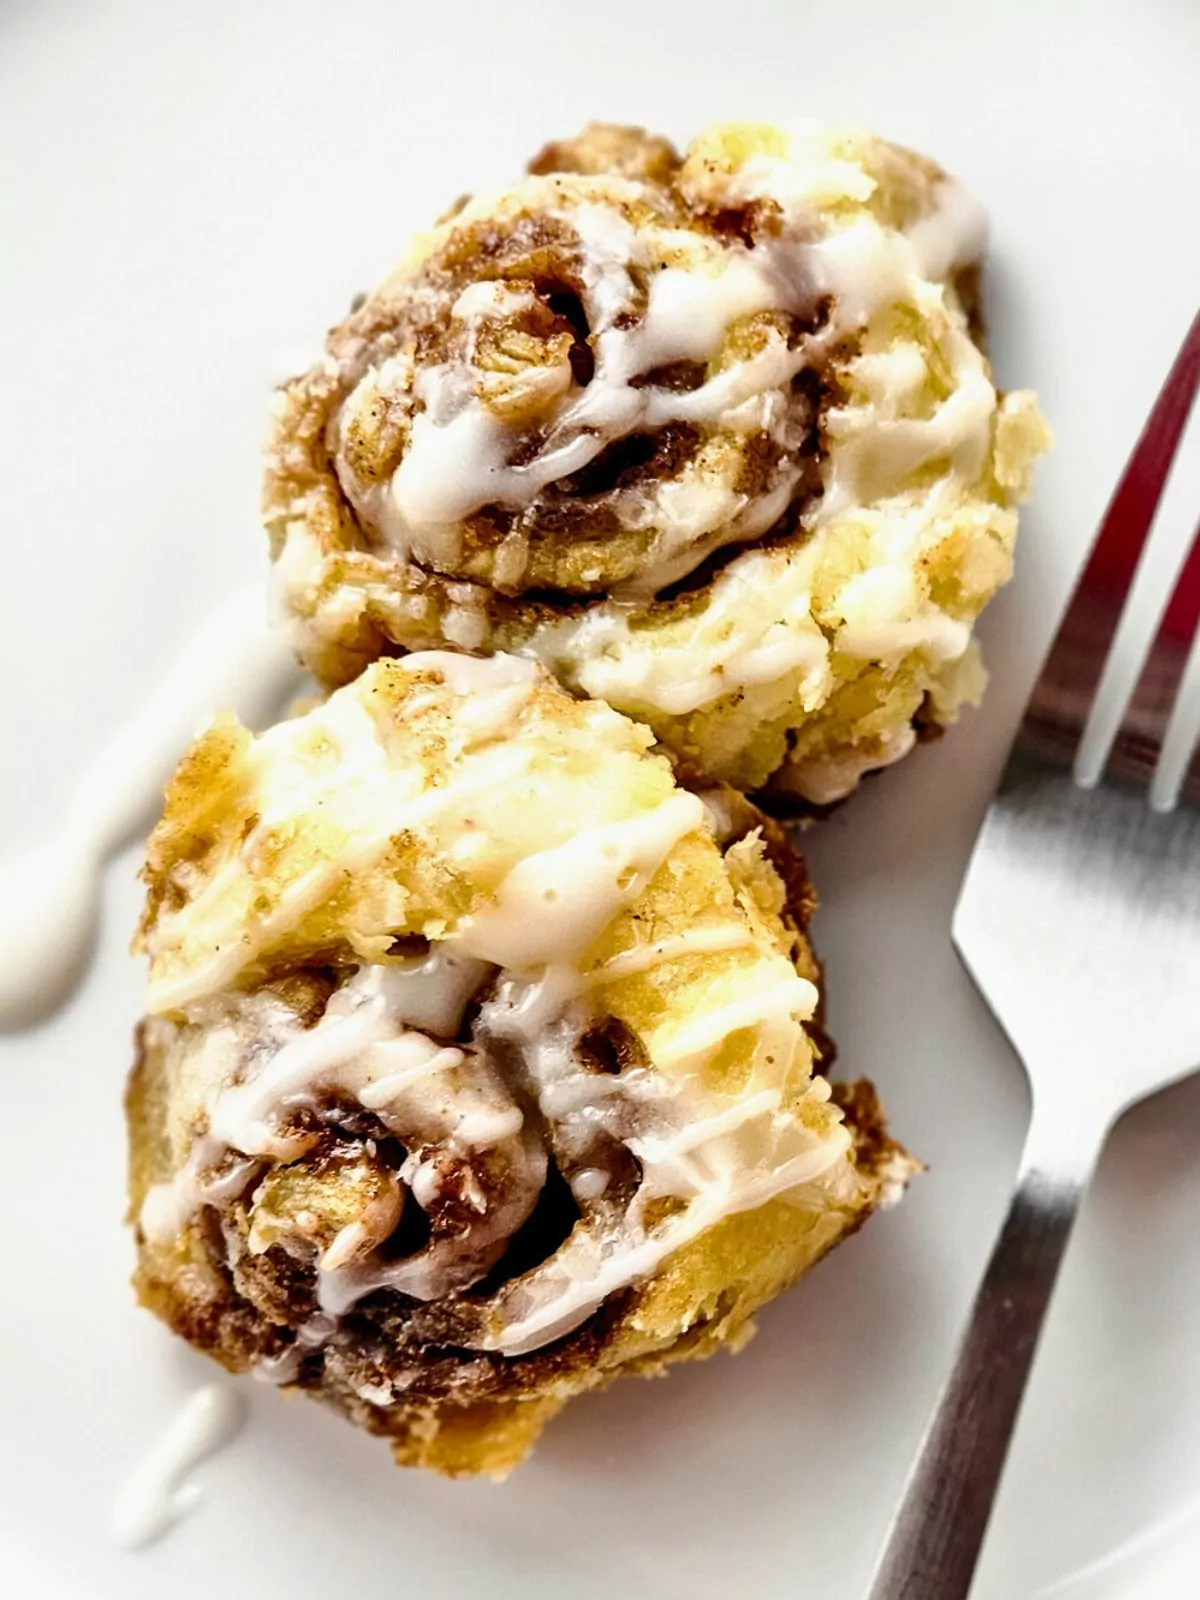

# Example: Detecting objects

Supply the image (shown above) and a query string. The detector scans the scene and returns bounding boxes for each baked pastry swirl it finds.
[266,120,1049,803]
[127,653,912,1476]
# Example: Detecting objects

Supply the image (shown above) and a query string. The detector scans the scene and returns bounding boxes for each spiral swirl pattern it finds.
[266,121,1048,802]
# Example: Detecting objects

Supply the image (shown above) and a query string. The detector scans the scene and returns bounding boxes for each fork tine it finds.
[1105,517,1200,791]
[1020,309,1200,764]
[1163,592,1200,812]
[1184,744,1200,810]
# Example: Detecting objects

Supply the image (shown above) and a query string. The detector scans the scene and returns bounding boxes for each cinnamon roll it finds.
[266,120,1049,804]
[127,653,913,1477]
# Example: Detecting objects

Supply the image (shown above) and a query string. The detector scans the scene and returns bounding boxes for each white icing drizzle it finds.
[787,724,919,807]
[150,912,838,1356]
[503,168,994,797]
[252,1315,337,1386]
[455,791,705,967]
[111,1384,246,1550]
[266,137,1012,809]
[144,659,543,1016]
[634,257,784,366]
[816,333,995,527]
[372,144,991,605]
[588,925,758,983]
[472,946,837,1356]
[905,178,989,281]
[381,197,817,589]
[650,974,818,1068]
[396,649,539,741]
[0,587,300,1031]
[141,953,536,1308]
[612,474,798,601]
[525,550,833,718]
[139,1140,259,1246]
[450,280,537,321]
[488,1097,845,1358]
[360,944,492,1039]
[209,973,468,1162]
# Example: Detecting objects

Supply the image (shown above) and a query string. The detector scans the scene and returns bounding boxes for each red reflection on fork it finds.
[1024,310,1200,780]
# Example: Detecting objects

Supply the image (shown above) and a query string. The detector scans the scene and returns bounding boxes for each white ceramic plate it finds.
[2,2,1199,1595]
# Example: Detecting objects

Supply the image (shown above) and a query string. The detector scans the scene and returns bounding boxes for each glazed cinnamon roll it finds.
[266,120,1049,804]
[127,653,912,1476]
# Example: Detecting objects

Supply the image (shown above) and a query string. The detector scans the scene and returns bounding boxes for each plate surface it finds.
[2,2,1199,1595]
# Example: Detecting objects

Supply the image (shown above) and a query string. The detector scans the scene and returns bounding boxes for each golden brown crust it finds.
[527,122,682,183]
[264,121,1049,805]
[127,736,915,1479]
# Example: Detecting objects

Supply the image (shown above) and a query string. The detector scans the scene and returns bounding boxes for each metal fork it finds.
[868,309,1200,1600]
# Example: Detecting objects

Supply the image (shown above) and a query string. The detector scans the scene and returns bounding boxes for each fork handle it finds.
[866,1099,1108,1600]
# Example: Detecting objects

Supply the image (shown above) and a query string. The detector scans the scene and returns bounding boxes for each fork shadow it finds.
[976,1068,1200,1597]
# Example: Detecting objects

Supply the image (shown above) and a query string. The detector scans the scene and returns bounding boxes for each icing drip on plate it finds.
[0,588,300,1031]
[111,1384,246,1550]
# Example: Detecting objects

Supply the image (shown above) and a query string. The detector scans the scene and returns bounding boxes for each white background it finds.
[2,2,1199,1596]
